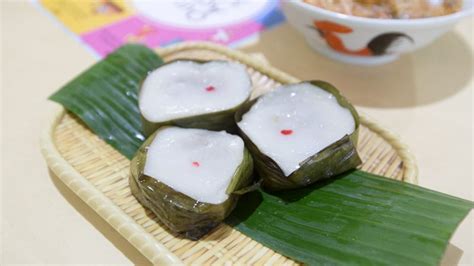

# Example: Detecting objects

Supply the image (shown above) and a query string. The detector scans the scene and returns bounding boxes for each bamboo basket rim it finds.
[40,41,418,265]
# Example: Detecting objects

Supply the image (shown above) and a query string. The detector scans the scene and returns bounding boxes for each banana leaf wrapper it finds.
[236,80,362,191]
[130,127,255,240]
[140,59,251,136]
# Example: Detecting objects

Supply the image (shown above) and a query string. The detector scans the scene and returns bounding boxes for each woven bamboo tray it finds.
[41,42,418,265]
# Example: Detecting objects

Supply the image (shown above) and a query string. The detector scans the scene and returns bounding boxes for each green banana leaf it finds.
[235,81,361,191]
[228,170,473,265]
[130,126,254,240]
[140,60,252,136]
[50,44,163,159]
[49,44,473,265]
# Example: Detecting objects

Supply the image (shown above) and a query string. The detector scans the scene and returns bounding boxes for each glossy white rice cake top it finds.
[144,127,244,204]
[139,60,251,122]
[238,83,355,176]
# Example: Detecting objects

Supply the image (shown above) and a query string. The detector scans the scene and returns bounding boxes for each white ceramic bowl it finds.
[282,0,473,65]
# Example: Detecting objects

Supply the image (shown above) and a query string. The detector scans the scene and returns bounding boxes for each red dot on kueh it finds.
[205,86,215,92]
[192,161,200,167]
[280,129,293,136]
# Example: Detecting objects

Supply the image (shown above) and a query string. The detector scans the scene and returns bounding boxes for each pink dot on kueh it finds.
[205,86,215,92]
[280,129,293,136]
[192,161,200,167]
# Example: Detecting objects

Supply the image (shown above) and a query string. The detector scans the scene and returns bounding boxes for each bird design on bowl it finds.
[311,20,414,56]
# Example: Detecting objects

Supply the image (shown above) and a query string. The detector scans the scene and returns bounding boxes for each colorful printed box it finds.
[37,0,285,57]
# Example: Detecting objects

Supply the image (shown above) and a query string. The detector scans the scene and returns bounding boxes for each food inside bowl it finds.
[303,0,462,19]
